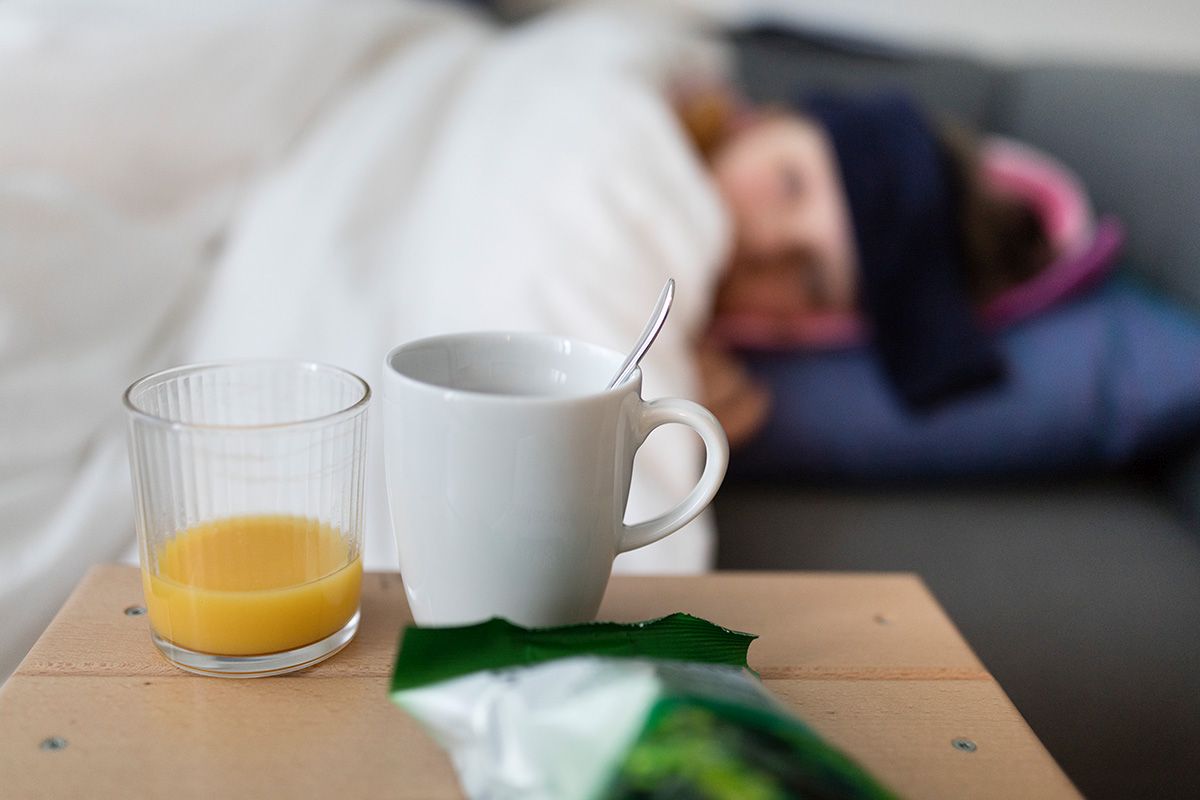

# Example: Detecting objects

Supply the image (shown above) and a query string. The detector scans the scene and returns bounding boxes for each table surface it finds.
[0,565,1079,799]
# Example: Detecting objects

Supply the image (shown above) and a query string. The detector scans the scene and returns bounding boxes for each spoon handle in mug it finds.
[607,279,675,390]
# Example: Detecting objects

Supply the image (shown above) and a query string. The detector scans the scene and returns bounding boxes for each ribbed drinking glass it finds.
[124,361,370,677]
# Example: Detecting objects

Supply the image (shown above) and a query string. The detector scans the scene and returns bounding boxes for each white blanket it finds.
[0,0,731,678]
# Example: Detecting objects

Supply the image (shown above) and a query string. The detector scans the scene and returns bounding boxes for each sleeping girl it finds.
[681,88,1068,446]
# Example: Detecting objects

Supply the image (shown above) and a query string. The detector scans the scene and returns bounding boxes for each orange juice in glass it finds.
[125,362,369,677]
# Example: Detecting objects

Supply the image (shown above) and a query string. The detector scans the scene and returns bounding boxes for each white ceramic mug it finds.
[382,332,728,627]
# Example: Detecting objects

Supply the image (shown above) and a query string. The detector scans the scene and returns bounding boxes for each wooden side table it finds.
[0,566,1080,798]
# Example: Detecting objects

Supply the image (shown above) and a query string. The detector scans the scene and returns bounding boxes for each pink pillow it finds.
[710,137,1125,351]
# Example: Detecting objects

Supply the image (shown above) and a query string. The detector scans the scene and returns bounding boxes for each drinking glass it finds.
[124,361,370,677]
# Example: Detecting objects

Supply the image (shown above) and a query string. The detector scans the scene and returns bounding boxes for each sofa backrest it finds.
[732,24,999,129]
[992,65,1200,305]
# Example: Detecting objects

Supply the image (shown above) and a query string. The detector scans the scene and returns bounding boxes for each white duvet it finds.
[0,0,731,678]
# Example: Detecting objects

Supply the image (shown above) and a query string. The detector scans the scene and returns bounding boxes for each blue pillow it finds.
[730,277,1200,481]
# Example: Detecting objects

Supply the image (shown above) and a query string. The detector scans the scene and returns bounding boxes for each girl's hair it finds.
[938,123,1055,302]
[675,85,738,161]
[676,90,1055,303]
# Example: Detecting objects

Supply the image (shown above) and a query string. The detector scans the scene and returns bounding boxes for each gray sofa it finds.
[714,25,1200,800]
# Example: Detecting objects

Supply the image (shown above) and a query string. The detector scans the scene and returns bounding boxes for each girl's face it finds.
[710,113,857,319]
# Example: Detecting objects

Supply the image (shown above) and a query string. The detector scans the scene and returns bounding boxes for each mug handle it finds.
[618,397,730,553]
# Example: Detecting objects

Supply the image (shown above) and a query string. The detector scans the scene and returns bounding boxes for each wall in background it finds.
[738,0,1200,69]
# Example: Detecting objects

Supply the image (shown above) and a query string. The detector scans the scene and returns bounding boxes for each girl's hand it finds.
[695,341,771,448]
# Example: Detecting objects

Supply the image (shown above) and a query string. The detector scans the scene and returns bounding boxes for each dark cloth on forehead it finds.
[801,90,1005,409]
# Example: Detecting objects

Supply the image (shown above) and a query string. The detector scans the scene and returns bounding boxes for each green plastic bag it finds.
[391,613,899,800]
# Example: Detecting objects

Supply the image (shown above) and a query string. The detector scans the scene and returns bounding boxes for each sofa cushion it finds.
[713,479,1200,800]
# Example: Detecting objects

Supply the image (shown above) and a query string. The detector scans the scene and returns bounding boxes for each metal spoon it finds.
[606,278,675,390]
